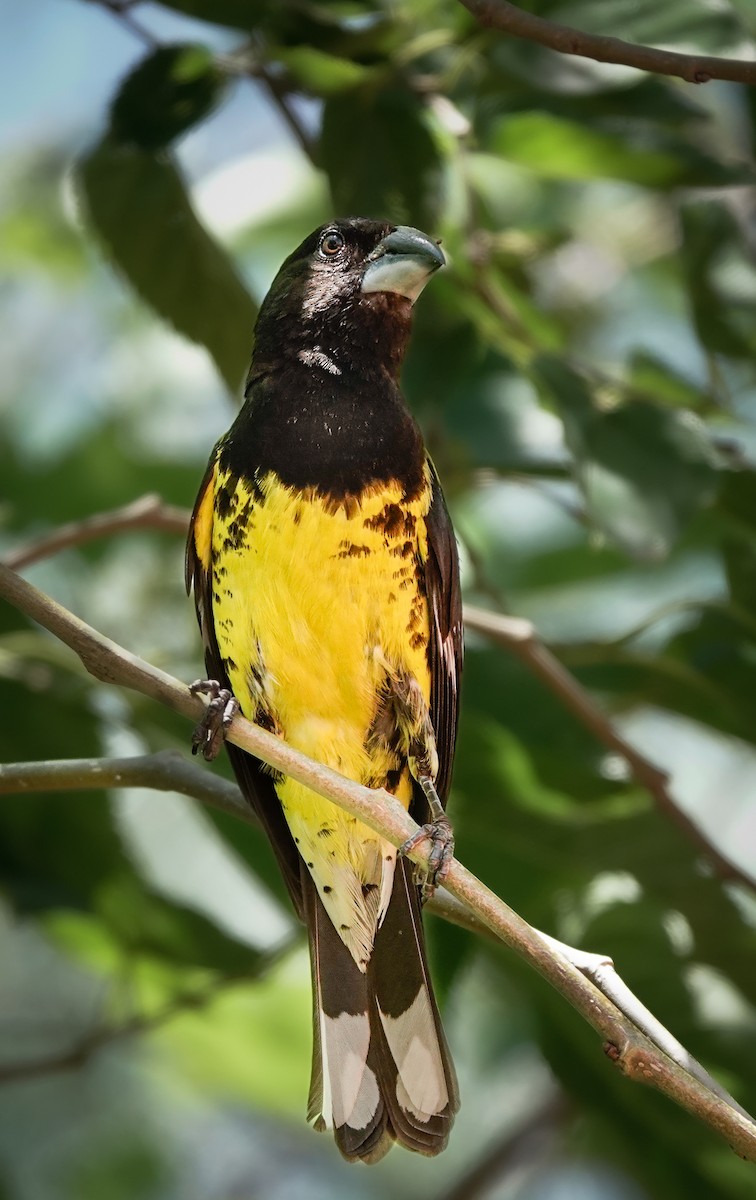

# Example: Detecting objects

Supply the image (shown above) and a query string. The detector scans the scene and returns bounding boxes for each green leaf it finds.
[533,355,720,559]
[627,351,712,411]
[110,45,227,151]
[718,470,756,611]
[490,111,754,187]
[542,0,746,54]
[681,201,756,359]
[77,138,257,393]
[150,0,269,29]
[277,46,374,95]
[543,76,709,125]
[321,86,447,229]
[97,873,267,972]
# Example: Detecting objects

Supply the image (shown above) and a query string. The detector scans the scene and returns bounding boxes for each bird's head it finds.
[250,218,445,382]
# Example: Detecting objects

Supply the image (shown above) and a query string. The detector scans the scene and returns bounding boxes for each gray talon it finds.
[399,778,454,899]
[190,679,239,761]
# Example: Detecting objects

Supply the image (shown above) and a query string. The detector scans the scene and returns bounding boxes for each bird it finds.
[185,218,463,1163]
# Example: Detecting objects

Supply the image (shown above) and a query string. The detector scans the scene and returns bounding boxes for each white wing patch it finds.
[319,1010,380,1131]
[379,986,450,1122]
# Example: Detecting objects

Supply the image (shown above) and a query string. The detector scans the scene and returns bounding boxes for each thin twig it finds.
[5,497,753,896]
[536,929,753,1122]
[252,60,319,166]
[0,750,247,821]
[89,0,319,167]
[0,979,224,1085]
[0,751,746,1122]
[90,0,158,48]
[1,564,755,1159]
[463,604,756,895]
[458,0,756,85]
[3,494,189,570]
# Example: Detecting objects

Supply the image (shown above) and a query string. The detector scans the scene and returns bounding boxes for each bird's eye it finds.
[319,230,345,258]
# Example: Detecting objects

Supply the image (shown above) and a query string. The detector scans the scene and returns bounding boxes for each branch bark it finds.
[0,749,747,1121]
[457,0,756,85]
[5,497,753,895]
[3,494,189,570]
[1,562,755,1159]
[0,749,246,822]
[464,605,756,895]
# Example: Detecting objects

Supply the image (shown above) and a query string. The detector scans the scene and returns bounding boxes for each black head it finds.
[249,218,445,384]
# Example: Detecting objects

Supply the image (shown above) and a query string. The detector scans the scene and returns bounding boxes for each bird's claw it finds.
[399,813,454,900]
[189,678,239,761]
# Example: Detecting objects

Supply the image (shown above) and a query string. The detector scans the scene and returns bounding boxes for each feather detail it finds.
[368,859,458,1153]
[304,858,457,1162]
[303,869,388,1161]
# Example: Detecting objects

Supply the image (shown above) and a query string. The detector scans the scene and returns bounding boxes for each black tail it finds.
[303,859,458,1163]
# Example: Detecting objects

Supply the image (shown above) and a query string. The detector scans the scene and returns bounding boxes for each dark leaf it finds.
[110,44,227,151]
[320,85,446,230]
[681,201,756,360]
[77,137,257,393]
[148,0,270,30]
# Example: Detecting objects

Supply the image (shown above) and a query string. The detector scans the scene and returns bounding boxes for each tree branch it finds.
[250,59,319,167]
[1,563,755,1158]
[0,749,747,1121]
[5,497,753,896]
[464,605,756,895]
[3,494,189,570]
[89,0,159,49]
[457,0,756,85]
[0,749,246,822]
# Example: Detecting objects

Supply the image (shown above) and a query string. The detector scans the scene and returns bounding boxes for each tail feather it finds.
[303,859,457,1163]
[368,857,458,1155]
[302,869,388,1161]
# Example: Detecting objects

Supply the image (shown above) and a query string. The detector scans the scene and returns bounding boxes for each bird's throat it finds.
[224,367,427,501]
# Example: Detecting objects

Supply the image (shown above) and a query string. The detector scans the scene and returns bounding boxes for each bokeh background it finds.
[3,1,756,1197]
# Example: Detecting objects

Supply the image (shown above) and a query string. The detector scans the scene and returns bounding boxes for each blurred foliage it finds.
[3,0,756,1197]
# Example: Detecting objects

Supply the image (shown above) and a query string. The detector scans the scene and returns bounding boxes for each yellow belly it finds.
[211,467,432,964]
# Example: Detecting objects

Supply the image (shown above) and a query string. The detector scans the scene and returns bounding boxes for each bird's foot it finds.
[189,679,239,761]
[399,776,454,900]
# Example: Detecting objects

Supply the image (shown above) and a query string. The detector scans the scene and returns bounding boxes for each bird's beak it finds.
[361,226,445,303]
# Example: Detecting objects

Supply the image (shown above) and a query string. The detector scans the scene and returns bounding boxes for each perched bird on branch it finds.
[186,218,463,1162]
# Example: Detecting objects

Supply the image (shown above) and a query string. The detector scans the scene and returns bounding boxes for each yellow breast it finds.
[212,468,432,760]
[209,466,433,964]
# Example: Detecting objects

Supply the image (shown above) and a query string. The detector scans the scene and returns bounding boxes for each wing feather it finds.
[420,461,463,814]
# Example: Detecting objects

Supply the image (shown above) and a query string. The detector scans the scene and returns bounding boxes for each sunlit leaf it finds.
[491,111,754,187]
[277,45,374,95]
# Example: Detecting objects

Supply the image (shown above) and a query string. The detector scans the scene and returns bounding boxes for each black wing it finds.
[185,454,304,918]
[417,461,463,819]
